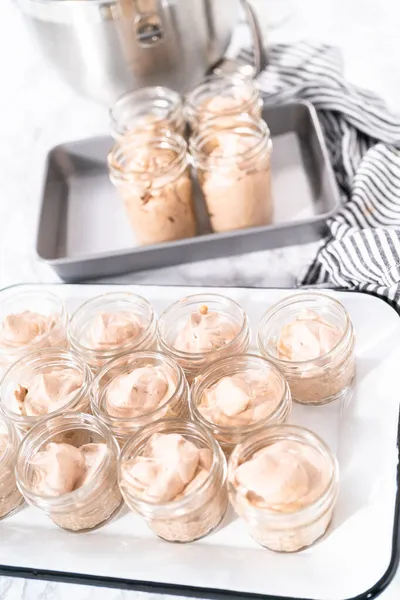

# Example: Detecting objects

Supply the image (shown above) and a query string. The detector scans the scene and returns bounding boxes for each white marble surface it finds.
[1,0,400,598]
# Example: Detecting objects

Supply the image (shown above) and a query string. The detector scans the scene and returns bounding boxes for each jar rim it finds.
[91,350,187,426]
[184,74,260,118]
[157,293,249,360]
[108,132,188,185]
[0,347,92,425]
[257,292,353,367]
[0,289,68,357]
[15,412,119,504]
[110,86,182,134]
[228,424,339,520]
[189,115,271,170]
[68,291,157,359]
[190,353,291,435]
[119,418,226,512]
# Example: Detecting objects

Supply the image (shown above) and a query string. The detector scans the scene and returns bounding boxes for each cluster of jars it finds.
[0,286,355,552]
[107,76,273,246]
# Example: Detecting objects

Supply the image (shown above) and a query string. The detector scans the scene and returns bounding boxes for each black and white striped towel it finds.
[242,42,400,310]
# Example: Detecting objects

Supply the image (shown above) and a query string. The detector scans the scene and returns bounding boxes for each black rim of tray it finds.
[0,284,399,600]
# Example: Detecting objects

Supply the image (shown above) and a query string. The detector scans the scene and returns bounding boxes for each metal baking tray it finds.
[1,284,399,600]
[36,102,340,282]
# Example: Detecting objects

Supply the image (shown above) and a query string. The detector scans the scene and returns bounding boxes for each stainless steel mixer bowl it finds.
[16,0,266,106]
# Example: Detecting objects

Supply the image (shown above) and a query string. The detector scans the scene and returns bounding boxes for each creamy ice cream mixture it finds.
[0,311,56,349]
[105,365,177,419]
[125,145,176,174]
[114,143,195,246]
[11,368,83,417]
[231,440,330,512]
[121,433,212,503]
[174,305,240,353]
[87,311,144,350]
[203,93,251,114]
[30,442,108,497]
[121,114,177,139]
[196,92,260,128]
[200,131,272,233]
[199,369,284,427]
[277,310,342,362]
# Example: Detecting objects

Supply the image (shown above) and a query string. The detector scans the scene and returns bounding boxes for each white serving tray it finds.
[1,284,399,600]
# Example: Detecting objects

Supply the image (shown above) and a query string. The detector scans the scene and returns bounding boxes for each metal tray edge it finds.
[35,101,341,275]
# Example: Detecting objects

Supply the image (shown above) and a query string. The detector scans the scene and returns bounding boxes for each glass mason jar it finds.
[91,350,189,446]
[0,348,92,434]
[257,293,355,405]
[0,415,24,519]
[119,418,228,543]
[190,354,292,456]
[68,292,157,373]
[15,413,122,532]
[158,293,251,383]
[0,288,68,375]
[110,86,185,139]
[228,425,339,552]
[190,114,272,233]
[108,131,196,246]
[184,74,262,132]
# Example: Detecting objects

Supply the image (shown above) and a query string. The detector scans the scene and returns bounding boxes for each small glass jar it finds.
[110,86,185,139]
[184,74,262,132]
[91,350,189,446]
[190,114,272,233]
[158,293,251,383]
[108,132,196,246]
[0,415,24,519]
[0,288,68,375]
[0,348,92,434]
[15,413,122,532]
[119,418,228,543]
[68,292,157,373]
[190,354,291,456]
[228,425,339,552]
[257,293,355,405]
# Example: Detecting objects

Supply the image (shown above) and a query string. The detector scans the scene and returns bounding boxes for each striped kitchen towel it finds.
[241,42,400,310]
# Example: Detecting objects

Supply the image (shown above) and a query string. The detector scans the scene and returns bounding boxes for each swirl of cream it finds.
[123,144,176,175]
[209,132,254,159]
[277,310,342,362]
[199,369,283,427]
[30,442,108,497]
[105,365,177,419]
[174,306,239,353]
[87,312,143,350]
[200,91,253,125]
[80,443,109,486]
[122,114,172,140]
[12,368,83,417]
[204,133,257,183]
[233,440,329,512]
[0,311,55,349]
[121,433,212,503]
[204,95,247,113]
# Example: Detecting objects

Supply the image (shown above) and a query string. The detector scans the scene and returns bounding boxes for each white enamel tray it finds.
[0,284,399,600]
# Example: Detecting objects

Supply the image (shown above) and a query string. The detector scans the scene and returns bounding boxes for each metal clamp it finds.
[240,0,267,74]
[212,0,268,78]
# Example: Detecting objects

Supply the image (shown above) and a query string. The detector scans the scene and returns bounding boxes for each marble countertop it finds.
[1,0,400,598]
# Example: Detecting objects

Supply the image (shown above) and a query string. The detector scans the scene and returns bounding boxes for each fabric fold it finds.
[240,42,400,307]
